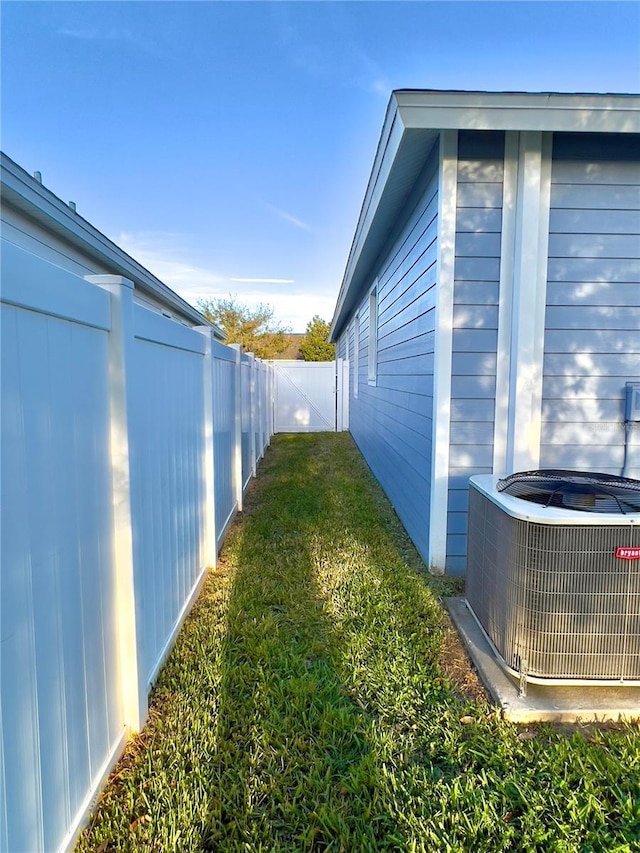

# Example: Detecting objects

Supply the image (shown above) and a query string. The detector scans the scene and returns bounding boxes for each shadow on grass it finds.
[74,435,640,853]
[202,435,410,851]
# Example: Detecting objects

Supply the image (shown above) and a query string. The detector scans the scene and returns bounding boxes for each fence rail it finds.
[0,244,274,853]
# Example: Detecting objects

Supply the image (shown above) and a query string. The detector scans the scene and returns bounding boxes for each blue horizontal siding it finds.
[552,133,640,162]
[448,489,469,513]
[547,257,639,282]
[378,352,434,375]
[543,375,639,399]
[452,329,498,352]
[456,207,503,233]
[542,399,625,421]
[449,444,493,467]
[456,183,503,208]
[550,184,640,210]
[453,281,499,306]
[377,372,434,395]
[547,282,640,306]
[546,306,640,331]
[453,305,499,329]
[546,329,639,352]
[451,353,497,375]
[447,512,468,535]
[549,209,640,234]
[378,332,434,362]
[541,140,640,474]
[548,234,638,259]
[447,131,504,572]
[379,313,436,351]
[347,145,440,566]
[379,306,435,351]
[455,233,502,257]
[449,421,495,444]
[454,257,501,281]
[450,398,495,421]
[544,353,640,376]
[450,374,496,398]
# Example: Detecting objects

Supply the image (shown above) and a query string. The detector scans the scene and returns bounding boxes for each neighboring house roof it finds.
[274,333,304,359]
[330,90,640,341]
[1,151,225,337]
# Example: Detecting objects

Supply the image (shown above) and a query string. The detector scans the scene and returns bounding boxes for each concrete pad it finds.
[445,597,640,724]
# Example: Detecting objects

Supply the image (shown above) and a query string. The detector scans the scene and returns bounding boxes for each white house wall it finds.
[339,144,440,564]
[540,133,640,475]
[446,131,505,573]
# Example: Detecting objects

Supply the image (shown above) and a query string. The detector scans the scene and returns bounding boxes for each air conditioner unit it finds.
[466,470,640,693]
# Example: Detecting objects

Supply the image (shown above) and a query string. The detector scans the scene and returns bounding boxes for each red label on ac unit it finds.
[616,547,640,560]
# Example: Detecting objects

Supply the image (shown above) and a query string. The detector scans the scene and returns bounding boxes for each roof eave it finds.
[1,152,226,338]
[330,90,640,342]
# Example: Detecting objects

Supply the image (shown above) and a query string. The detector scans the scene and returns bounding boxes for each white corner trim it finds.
[492,132,519,475]
[531,133,553,460]
[505,131,553,473]
[428,130,458,574]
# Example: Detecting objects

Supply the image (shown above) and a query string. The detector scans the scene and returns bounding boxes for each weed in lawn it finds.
[77,434,640,853]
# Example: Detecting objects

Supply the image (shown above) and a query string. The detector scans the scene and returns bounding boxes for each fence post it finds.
[266,363,273,446]
[336,358,343,432]
[230,344,243,511]
[85,275,146,732]
[247,352,257,478]
[271,363,276,439]
[195,327,217,569]
[257,359,264,460]
[341,359,350,431]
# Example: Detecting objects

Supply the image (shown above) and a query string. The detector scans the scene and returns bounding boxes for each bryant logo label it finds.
[615,547,640,560]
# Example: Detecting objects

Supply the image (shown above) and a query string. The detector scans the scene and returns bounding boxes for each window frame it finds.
[367,281,378,385]
[353,312,360,398]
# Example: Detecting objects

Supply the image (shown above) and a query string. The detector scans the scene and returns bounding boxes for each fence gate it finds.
[272,359,348,433]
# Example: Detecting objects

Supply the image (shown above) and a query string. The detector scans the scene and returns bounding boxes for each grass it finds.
[77,433,640,852]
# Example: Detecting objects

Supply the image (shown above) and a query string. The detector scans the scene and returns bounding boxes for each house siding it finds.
[332,96,640,578]
[337,334,347,361]
[342,144,440,563]
[2,203,201,323]
[540,134,640,474]
[446,132,504,573]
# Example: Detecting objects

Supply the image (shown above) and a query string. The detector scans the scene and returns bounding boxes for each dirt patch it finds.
[439,610,490,704]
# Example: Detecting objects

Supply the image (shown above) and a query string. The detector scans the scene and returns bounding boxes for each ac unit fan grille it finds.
[497,469,640,514]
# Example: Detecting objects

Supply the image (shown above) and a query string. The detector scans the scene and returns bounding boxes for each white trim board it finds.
[428,130,458,574]
[396,91,640,134]
[492,131,519,475]
[505,131,553,473]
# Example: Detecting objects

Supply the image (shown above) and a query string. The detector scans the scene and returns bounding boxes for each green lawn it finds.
[78,434,640,852]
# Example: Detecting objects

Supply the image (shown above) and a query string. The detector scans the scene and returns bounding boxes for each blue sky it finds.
[2,1,639,331]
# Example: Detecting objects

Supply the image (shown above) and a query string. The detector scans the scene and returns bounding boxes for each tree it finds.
[198,295,291,359]
[299,315,335,362]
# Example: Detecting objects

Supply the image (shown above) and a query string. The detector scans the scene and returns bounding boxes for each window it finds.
[368,284,378,384]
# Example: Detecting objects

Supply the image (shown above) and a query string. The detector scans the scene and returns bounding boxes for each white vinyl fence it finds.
[0,243,273,853]
[272,359,349,433]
